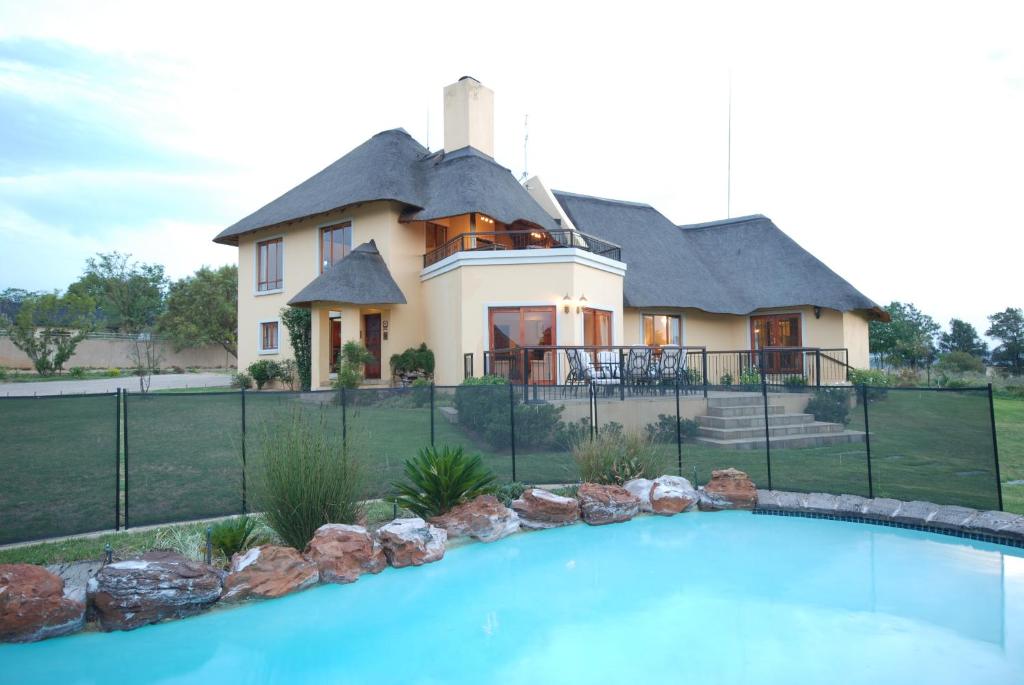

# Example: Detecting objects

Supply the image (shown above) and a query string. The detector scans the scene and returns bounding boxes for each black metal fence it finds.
[0,382,1003,545]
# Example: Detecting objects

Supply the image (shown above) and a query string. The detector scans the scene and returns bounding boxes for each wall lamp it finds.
[562,294,588,314]
[813,306,822,319]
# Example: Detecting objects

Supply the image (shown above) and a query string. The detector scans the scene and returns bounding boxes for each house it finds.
[214,76,886,388]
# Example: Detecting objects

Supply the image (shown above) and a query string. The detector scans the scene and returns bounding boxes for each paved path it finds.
[0,372,234,397]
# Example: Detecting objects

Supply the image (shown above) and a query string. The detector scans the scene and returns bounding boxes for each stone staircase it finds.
[695,394,865,450]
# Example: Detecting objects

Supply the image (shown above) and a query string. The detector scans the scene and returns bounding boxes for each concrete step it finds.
[706,394,766,408]
[697,413,813,430]
[694,430,867,450]
[706,404,785,418]
[697,421,844,441]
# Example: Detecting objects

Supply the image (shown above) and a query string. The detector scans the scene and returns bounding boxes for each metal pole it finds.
[591,381,598,440]
[430,383,436,446]
[122,388,129,529]
[701,348,709,399]
[115,388,121,531]
[619,348,626,401]
[508,382,517,482]
[341,386,347,448]
[989,383,1004,511]
[675,379,682,476]
[815,350,822,388]
[762,373,773,490]
[241,387,247,514]
[862,383,873,499]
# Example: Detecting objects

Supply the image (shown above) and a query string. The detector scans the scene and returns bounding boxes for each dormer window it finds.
[321,222,352,272]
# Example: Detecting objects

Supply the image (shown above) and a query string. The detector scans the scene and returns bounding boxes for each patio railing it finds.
[423,228,622,268]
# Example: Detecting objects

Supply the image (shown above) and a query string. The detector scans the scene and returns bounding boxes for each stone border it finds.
[754,490,1024,549]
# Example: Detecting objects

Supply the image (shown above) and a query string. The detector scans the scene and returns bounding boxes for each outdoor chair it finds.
[655,346,686,394]
[564,348,595,396]
[592,349,621,396]
[624,348,653,394]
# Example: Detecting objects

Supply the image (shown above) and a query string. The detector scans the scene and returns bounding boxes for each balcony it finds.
[422,228,622,268]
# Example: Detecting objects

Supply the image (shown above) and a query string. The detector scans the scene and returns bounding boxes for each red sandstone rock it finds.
[510,488,581,529]
[578,483,640,525]
[429,495,520,543]
[375,518,447,568]
[699,468,757,510]
[87,551,222,631]
[304,524,386,584]
[221,545,319,601]
[0,564,85,643]
[651,475,700,515]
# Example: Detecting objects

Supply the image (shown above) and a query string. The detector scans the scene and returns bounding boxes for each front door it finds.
[750,314,802,374]
[488,306,556,383]
[363,314,382,379]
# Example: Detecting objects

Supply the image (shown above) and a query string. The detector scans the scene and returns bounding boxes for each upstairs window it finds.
[256,238,283,292]
[321,222,352,272]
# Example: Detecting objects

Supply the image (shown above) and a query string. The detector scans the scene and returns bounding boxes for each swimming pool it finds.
[3,512,1023,684]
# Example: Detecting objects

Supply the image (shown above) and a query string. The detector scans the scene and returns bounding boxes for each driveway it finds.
[0,372,234,397]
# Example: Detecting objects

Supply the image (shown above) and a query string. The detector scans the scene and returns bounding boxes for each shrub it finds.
[391,445,496,518]
[572,431,663,485]
[719,372,734,386]
[738,367,762,387]
[936,351,986,374]
[68,366,88,379]
[645,414,699,443]
[805,388,851,425]
[209,516,263,562]
[255,408,366,549]
[847,368,891,402]
[334,341,375,389]
[105,367,122,377]
[280,306,312,391]
[454,376,565,449]
[0,367,7,381]
[782,375,807,388]
[490,481,527,506]
[390,343,435,377]
[231,371,253,389]
[247,359,282,390]
[170,365,186,374]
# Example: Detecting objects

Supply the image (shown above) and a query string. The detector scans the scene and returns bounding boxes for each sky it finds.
[0,0,1021,340]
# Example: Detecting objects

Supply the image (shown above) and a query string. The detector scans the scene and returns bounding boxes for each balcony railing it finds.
[423,228,622,268]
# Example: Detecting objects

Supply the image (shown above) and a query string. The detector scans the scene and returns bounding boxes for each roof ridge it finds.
[678,214,768,230]
[552,189,654,209]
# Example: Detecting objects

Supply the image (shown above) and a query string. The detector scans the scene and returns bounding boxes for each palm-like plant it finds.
[391,446,496,518]
[209,515,264,562]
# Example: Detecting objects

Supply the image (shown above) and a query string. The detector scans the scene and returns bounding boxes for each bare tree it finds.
[128,332,164,393]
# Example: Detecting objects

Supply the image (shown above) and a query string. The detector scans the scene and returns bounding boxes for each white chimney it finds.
[443,76,494,157]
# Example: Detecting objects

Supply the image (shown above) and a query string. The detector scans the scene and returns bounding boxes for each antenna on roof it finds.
[726,68,732,219]
[519,114,529,181]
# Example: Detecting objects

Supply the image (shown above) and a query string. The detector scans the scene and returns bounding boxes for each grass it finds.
[1,385,1020,552]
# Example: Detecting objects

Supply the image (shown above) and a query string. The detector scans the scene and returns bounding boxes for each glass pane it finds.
[523,310,554,347]
[491,311,519,349]
[669,316,680,345]
[643,315,654,345]
[321,231,331,271]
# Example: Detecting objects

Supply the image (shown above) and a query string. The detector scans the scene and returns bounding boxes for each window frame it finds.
[641,313,682,347]
[257,319,281,355]
[254,235,284,295]
[320,221,353,273]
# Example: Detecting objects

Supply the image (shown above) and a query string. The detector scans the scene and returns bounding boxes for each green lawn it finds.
[1,386,1019,548]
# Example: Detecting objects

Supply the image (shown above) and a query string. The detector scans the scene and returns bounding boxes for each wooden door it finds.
[363,314,382,379]
[488,306,556,383]
[329,319,341,374]
[750,314,802,374]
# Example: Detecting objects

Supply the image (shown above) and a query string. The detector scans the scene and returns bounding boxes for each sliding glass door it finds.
[488,306,556,383]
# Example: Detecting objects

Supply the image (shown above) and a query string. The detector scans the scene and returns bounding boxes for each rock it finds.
[429,495,520,543]
[929,505,979,530]
[304,524,386,584]
[510,488,581,529]
[892,500,941,526]
[577,483,640,525]
[700,468,757,510]
[650,476,699,515]
[221,545,319,601]
[88,551,222,631]
[862,497,903,519]
[963,510,1024,536]
[802,492,840,514]
[623,479,655,512]
[46,560,102,605]
[1,564,85,643]
[697,490,733,511]
[376,518,447,567]
[998,516,1024,542]
[835,494,871,515]
[756,489,783,509]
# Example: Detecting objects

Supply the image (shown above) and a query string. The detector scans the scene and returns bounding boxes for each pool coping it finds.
[753,493,1024,550]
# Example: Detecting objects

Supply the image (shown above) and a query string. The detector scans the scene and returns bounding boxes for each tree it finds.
[281,306,312,391]
[6,292,96,375]
[987,308,1024,376]
[868,302,940,369]
[938,319,988,358]
[334,341,375,388]
[128,333,164,393]
[159,265,238,357]
[67,252,167,333]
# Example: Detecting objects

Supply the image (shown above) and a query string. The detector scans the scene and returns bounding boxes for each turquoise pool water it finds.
[3,512,1024,684]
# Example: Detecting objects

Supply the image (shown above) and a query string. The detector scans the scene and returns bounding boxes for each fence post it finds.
[619,348,626,401]
[122,388,130,530]
[430,383,436,446]
[675,379,682,476]
[815,350,822,388]
[989,383,1004,511]
[508,382,517,483]
[341,386,347,449]
[701,348,709,399]
[591,381,598,440]
[115,388,121,531]
[862,383,873,499]
[761,372,773,490]
[241,387,247,514]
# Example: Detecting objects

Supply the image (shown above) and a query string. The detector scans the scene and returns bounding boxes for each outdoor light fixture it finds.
[563,294,572,314]
[813,306,822,319]
[577,294,588,314]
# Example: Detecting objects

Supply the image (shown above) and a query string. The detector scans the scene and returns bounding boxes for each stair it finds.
[695,396,865,450]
